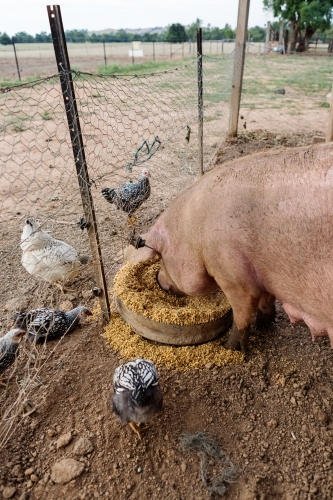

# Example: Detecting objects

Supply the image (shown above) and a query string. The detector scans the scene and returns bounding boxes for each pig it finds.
[125,142,333,353]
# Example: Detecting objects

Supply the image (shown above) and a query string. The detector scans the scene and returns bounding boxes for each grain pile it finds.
[113,258,231,325]
[98,259,244,370]
[102,310,244,371]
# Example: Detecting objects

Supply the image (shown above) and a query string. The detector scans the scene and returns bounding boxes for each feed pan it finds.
[115,296,233,346]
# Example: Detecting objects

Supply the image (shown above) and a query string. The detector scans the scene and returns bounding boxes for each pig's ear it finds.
[123,245,157,264]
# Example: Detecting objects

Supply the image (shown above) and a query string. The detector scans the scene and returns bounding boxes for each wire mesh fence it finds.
[0,51,234,447]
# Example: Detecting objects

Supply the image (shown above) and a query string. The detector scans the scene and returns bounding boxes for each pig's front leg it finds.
[221,288,259,354]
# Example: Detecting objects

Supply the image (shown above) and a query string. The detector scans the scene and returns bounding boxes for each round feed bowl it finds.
[115,296,233,346]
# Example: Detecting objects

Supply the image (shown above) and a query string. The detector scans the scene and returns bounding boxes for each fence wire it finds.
[0,53,233,447]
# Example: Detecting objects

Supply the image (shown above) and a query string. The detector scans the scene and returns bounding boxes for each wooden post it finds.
[279,21,284,44]
[228,0,250,138]
[265,21,271,53]
[326,85,333,142]
[197,28,204,176]
[47,4,111,322]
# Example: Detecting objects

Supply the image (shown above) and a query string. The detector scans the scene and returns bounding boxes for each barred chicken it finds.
[101,168,151,225]
[0,329,25,386]
[13,306,92,343]
[111,358,163,438]
[20,218,91,291]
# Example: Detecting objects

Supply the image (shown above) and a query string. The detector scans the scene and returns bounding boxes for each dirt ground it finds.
[1,130,333,500]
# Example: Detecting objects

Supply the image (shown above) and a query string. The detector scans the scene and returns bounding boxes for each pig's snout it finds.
[157,268,185,297]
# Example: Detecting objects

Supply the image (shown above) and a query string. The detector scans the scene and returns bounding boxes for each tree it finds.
[0,32,11,45]
[186,19,202,41]
[166,23,187,43]
[248,25,266,41]
[264,0,333,52]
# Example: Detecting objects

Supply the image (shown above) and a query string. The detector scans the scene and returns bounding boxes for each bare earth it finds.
[1,131,333,500]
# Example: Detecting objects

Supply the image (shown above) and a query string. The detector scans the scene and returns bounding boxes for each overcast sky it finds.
[1,0,276,36]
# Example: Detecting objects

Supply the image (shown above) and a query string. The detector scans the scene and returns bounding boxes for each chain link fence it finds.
[0,50,234,446]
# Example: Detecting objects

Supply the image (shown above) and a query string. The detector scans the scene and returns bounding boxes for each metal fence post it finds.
[103,39,107,66]
[47,4,111,322]
[228,0,250,138]
[12,37,21,81]
[197,28,204,176]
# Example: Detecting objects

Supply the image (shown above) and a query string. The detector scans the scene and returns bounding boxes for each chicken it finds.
[101,168,151,225]
[0,329,25,386]
[111,358,163,438]
[20,218,91,291]
[13,306,92,343]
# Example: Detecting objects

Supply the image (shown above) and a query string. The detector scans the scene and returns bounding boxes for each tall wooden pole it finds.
[228,0,250,138]
[265,21,271,54]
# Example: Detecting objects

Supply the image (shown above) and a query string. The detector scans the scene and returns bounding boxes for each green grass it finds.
[241,55,333,110]
[41,110,52,120]
[98,59,194,76]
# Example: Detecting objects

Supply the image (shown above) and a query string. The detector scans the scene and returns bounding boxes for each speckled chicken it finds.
[111,358,163,438]
[20,218,91,290]
[13,306,92,343]
[0,329,25,385]
[101,168,151,224]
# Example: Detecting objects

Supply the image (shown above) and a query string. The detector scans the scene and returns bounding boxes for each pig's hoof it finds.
[222,325,249,354]
[221,332,242,351]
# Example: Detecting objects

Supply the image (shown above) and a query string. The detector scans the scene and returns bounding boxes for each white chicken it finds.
[20,218,91,290]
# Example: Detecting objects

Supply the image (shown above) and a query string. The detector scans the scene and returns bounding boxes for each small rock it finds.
[164,434,169,441]
[26,481,33,489]
[64,294,76,301]
[12,465,22,476]
[46,429,56,437]
[136,467,142,474]
[30,474,38,483]
[290,397,296,406]
[5,297,28,312]
[81,290,92,300]
[24,468,34,477]
[51,459,85,484]
[205,363,213,370]
[162,473,168,481]
[181,462,186,473]
[2,487,16,499]
[58,300,73,312]
[56,432,72,450]
[72,437,94,457]
[18,493,30,500]
[31,485,44,499]
[267,419,278,429]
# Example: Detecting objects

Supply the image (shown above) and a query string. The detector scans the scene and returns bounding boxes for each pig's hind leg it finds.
[255,292,276,329]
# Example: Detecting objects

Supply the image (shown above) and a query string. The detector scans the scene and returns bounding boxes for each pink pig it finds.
[126,143,333,352]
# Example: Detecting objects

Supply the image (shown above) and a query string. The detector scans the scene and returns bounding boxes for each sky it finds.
[0,0,276,36]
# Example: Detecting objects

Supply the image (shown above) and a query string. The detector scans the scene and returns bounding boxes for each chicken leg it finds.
[129,421,142,439]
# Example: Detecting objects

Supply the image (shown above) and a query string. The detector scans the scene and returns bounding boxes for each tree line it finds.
[1,20,243,46]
